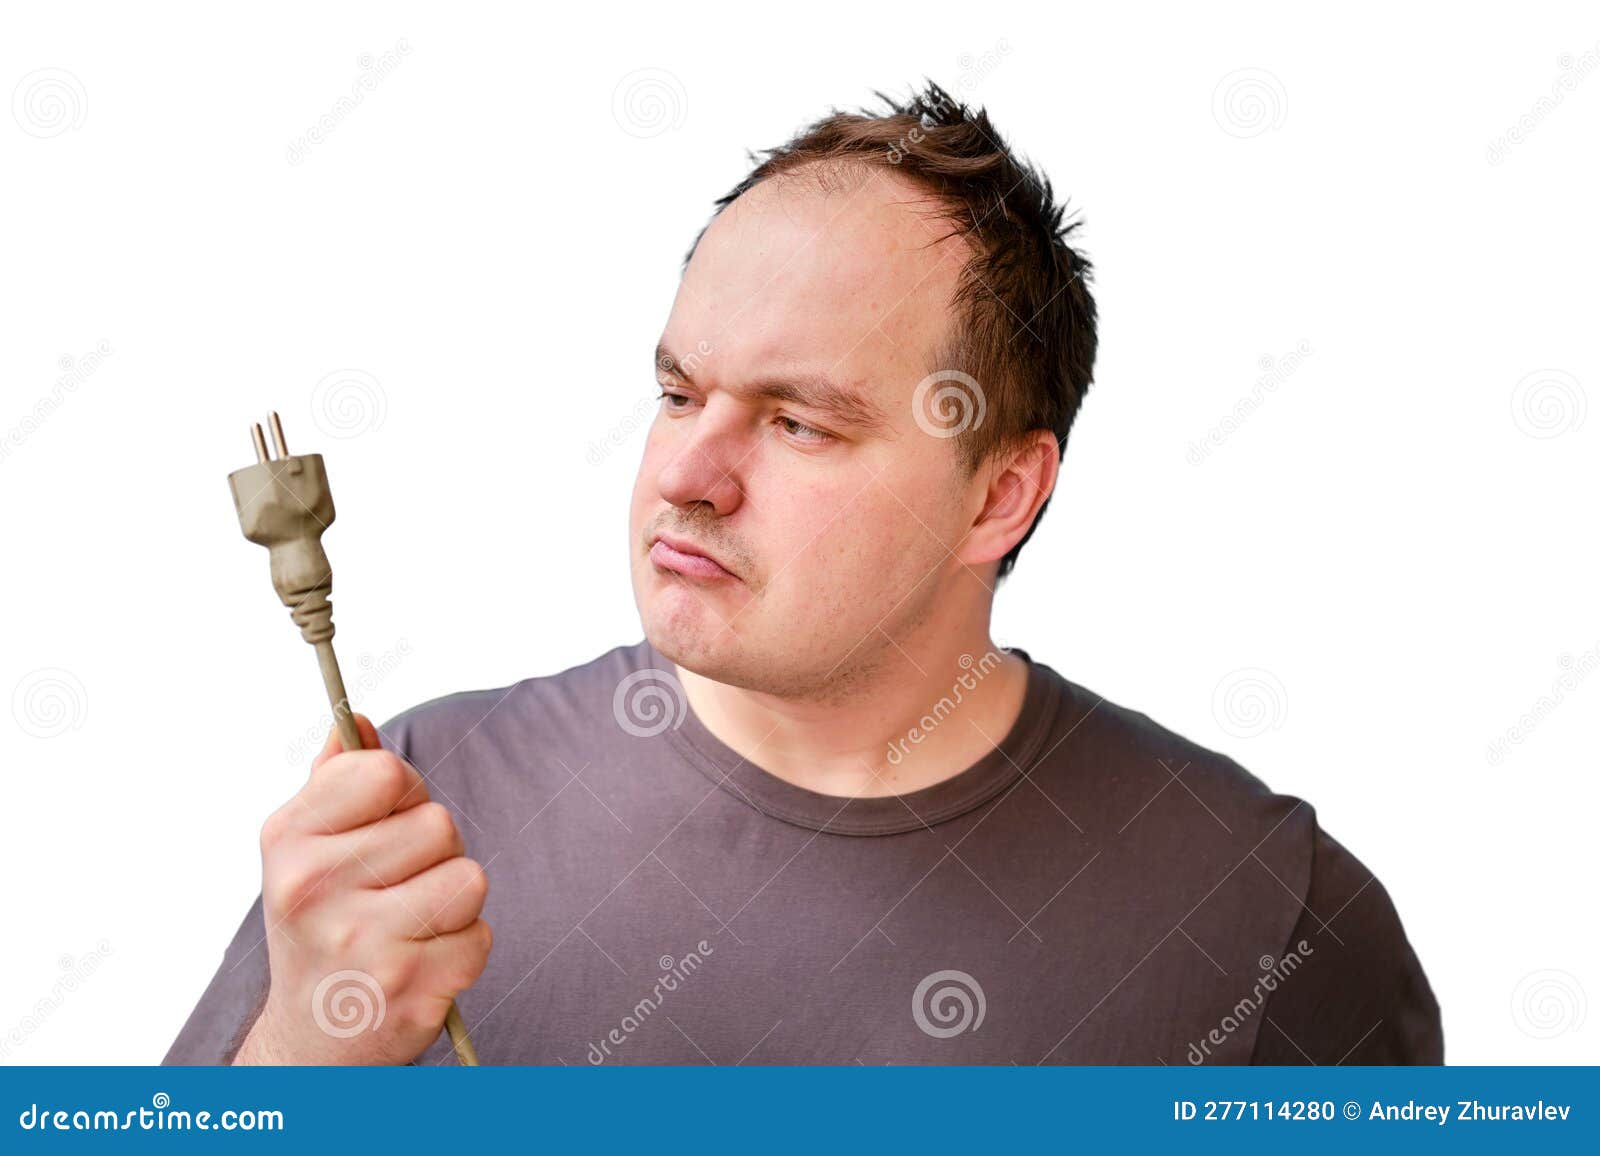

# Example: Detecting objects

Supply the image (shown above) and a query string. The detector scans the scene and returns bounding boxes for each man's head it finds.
[629,82,1098,696]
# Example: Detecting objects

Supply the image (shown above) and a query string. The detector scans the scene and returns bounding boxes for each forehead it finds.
[664,166,972,409]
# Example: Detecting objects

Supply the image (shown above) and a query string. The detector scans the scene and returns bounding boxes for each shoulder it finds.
[1039,662,1315,854]
[1032,664,1442,1062]
[1249,823,1444,1062]
[374,638,651,795]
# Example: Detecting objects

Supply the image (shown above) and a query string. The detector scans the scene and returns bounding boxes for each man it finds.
[167,83,1442,1065]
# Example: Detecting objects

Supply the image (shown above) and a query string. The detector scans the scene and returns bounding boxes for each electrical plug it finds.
[227,412,340,647]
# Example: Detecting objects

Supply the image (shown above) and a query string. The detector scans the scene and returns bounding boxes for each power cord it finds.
[227,412,481,1066]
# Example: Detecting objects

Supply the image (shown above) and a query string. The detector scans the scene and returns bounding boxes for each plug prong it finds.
[251,423,269,463]
[268,411,289,459]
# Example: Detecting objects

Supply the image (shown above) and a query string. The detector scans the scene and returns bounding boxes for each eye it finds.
[656,387,696,412]
[776,414,832,445]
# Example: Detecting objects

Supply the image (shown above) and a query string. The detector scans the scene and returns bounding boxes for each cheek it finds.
[852,469,966,580]
[769,479,943,587]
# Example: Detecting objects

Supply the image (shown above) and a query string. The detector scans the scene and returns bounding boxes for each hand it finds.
[232,714,491,1064]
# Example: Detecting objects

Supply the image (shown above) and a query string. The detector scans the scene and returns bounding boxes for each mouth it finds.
[648,531,739,582]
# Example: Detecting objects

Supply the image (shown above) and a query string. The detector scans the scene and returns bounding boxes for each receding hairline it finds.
[683,157,976,272]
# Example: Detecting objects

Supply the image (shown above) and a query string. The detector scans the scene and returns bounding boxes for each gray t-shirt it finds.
[165,640,1443,1065]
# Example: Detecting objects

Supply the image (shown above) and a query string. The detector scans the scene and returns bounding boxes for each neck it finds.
[673,616,1030,799]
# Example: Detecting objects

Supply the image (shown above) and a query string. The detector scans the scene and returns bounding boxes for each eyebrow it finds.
[655,342,890,436]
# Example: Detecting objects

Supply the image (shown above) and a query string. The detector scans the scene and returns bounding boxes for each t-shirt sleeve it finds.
[161,893,271,1065]
[1248,825,1444,1065]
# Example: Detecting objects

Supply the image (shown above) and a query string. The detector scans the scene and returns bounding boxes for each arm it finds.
[162,894,271,1065]
[163,714,490,1065]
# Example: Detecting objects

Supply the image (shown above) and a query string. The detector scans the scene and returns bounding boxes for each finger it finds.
[333,802,465,889]
[382,857,489,939]
[311,713,384,771]
[417,918,494,997]
[295,749,430,834]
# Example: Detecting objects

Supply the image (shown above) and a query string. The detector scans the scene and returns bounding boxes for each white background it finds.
[2,1,1595,1065]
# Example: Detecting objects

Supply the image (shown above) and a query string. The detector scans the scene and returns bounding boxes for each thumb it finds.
[311,711,383,770]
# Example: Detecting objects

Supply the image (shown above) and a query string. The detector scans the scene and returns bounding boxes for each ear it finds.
[955,430,1060,569]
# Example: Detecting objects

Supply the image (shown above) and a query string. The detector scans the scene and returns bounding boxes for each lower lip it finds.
[650,540,736,581]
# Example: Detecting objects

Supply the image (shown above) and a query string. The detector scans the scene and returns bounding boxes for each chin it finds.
[638,587,738,676]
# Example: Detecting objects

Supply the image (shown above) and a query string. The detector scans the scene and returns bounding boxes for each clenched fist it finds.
[232,714,491,1064]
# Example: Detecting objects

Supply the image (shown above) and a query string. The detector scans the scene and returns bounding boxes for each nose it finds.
[654,403,747,518]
